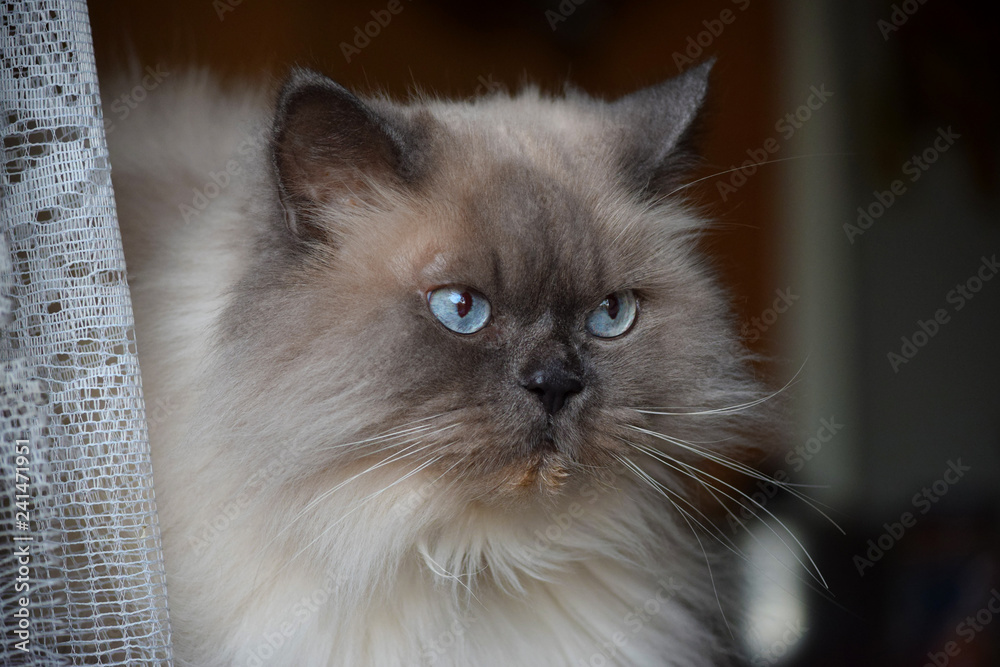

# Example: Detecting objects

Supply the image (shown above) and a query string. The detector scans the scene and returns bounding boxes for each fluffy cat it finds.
[108,61,779,666]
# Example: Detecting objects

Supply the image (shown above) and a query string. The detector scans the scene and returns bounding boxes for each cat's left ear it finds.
[611,59,714,196]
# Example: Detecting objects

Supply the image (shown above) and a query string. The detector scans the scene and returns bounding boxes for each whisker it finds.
[613,452,737,641]
[285,452,446,567]
[661,449,833,597]
[696,479,847,611]
[342,423,460,466]
[253,429,457,563]
[620,444,849,626]
[628,425,769,480]
[281,438,437,533]
[611,449,746,561]
[618,442,771,562]
[632,358,806,415]
[418,545,486,607]
[246,440,444,597]
[626,440,828,589]
[663,154,852,200]
[625,424,844,534]
[312,414,448,452]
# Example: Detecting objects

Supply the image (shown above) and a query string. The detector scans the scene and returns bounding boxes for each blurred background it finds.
[88,1,1000,664]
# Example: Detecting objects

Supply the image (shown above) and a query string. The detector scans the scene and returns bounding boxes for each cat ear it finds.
[271,68,424,243]
[611,59,714,196]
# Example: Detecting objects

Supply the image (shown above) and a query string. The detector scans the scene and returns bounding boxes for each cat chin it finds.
[421,440,622,508]
[506,450,572,492]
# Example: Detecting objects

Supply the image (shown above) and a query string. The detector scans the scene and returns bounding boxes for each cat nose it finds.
[520,364,584,415]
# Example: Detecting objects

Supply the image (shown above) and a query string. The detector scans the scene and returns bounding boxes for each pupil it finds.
[456,291,472,318]
[606,294,619,320]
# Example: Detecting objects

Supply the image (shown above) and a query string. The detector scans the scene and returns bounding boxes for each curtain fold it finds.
[1,1,173,663]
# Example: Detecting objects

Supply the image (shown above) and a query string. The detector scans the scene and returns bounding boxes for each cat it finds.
[108,60,780,666]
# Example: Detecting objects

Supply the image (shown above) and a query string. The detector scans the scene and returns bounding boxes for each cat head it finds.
[216,61,764,506]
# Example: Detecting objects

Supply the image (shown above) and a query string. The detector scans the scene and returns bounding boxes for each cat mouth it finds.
[510,431,570,491]
[513,449,570,491]
[536,432,559,454]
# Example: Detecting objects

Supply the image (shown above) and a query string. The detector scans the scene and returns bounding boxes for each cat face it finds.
[216,63,748,505]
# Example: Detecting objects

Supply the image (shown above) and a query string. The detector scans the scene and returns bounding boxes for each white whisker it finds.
[612,449,746,560]
[663,155,850,200]
[280,439,435,532]
[631,359,806,415]
[613,452,737,642]
[625,424,844,534]
[625,439,828,590]
[650,445,832,597]
[285,453,446,567]
[253,427,458,563]
[418,545,486,607]
[312,414,447,452]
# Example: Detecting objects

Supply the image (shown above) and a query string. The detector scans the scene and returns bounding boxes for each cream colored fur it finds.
[108,72,748,667]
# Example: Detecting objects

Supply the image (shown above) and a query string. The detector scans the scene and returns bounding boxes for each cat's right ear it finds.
[271,68,426,244]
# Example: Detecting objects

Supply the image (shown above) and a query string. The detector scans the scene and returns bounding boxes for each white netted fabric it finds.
[1,1,173,664]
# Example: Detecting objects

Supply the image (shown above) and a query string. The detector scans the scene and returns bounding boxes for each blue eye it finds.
[585,290,638,338]
[427,286,491,335]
